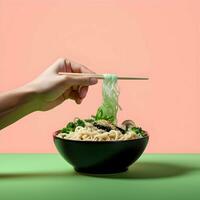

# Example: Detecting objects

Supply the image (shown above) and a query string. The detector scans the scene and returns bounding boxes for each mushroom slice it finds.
[121,120,136,130]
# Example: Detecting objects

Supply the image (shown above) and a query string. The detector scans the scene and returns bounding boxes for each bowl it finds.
[53,131,149,174]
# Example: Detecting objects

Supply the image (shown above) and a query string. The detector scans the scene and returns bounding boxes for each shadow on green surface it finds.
[0,171,75,179]
[82,161,198,179]
[0,161,198,180]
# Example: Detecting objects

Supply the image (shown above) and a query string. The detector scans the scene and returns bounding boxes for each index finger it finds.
[68,59,95,74]
[80,65,95,74]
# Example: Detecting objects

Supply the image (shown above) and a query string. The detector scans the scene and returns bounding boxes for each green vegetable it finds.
[131,127,146,136]
[62,122,76,133]
[61,127,68,133]
[95,74,119,123]
[76,119,85,127]
[95,108,114,122]
[66,122,76,130]
[61,119,86,134]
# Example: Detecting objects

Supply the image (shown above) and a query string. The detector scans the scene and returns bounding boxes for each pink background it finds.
[0,0,199,153]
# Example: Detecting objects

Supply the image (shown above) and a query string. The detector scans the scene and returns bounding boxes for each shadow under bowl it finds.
[53,131,149,174]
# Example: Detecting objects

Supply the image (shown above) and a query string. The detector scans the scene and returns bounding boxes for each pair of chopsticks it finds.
[58,72,149,80]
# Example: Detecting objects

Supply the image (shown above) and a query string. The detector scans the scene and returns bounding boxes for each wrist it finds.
[19,84,41,112]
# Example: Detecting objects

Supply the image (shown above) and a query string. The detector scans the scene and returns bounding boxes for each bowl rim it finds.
[53,130,149,143]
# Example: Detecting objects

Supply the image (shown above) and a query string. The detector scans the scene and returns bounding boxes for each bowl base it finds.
[75,167,128,174]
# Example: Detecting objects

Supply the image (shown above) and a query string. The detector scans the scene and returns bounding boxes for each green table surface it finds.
[0,154,200,200]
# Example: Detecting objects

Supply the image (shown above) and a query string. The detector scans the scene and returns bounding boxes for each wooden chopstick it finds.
[58,72,149,80]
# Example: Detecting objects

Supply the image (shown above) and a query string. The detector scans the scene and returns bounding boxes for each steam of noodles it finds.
[57,74,146,141]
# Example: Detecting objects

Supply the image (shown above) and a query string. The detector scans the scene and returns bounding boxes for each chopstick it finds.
[58,72,149,80]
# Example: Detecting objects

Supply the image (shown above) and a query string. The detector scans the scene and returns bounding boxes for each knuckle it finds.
[65,58,71,65]
[56,58,65,65]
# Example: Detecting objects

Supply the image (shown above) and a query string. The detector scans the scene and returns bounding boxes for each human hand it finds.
[27,58,98,111]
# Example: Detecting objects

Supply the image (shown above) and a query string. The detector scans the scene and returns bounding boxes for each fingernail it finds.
[79,87,87,98]
[76,98,82,104]
[90,78,98,85]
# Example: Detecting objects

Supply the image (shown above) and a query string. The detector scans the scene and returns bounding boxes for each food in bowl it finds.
[56,74,148,142]
[57,118,147,141]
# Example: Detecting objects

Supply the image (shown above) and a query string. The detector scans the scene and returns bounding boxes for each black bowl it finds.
[53,131,149,174]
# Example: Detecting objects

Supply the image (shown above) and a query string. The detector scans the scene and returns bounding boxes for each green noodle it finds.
[95,74,120,124]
